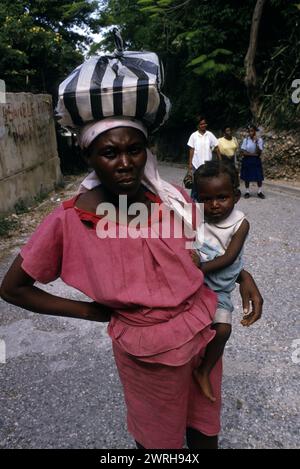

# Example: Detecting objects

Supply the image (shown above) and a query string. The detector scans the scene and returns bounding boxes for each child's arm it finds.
[0,254,112,322]
[200,219,249,275]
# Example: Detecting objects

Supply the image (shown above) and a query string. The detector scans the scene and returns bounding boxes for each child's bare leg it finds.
[193,323,231,402]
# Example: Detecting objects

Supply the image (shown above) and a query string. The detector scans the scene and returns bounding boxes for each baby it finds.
[192,160,252,402]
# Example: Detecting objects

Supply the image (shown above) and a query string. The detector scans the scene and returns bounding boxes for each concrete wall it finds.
[0,93,63,214]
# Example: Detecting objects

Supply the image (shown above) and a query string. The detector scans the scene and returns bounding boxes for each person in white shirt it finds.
[187,117,221,200]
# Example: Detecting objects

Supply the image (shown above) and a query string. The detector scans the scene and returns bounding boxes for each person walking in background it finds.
[240,124,265,199]
[218,126,238,169]
[187,116,221,200]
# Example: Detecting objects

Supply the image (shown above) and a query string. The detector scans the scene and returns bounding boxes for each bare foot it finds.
[193,369,216,402]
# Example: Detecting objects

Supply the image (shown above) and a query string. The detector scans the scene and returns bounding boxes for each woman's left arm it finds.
[237,269,263,326]
[255,137,263,156]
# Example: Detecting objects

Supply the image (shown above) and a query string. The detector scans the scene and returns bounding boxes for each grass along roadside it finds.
[0,174,85,261]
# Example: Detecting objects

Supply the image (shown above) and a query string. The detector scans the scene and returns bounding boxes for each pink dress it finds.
[20,191,222,448]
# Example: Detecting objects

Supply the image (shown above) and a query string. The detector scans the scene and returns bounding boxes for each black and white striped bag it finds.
[56,48,171,132]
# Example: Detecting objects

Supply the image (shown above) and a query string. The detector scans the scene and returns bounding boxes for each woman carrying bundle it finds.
[0,43,263,449]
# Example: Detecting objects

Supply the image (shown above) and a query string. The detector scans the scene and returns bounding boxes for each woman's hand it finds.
[237,270,263,327]
[190,250,201,268]
[83,301,113,322]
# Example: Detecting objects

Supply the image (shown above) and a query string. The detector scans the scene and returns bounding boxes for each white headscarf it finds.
[77,118,198,228]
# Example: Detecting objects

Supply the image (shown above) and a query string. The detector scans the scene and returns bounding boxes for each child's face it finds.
[197,174,238,224]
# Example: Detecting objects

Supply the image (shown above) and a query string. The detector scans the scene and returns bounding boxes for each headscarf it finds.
[77,117,198,234]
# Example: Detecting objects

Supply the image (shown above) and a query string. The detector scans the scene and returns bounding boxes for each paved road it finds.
[0,164,299,449]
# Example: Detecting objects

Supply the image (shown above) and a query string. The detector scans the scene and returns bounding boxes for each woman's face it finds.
[248,127,256,139]
[198,119,207,133]
[224,127,232,138]
[86,127,147,198]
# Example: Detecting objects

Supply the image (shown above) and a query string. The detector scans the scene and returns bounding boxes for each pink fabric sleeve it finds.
[20,206,64,284]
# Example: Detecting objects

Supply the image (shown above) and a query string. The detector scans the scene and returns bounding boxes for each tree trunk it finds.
[244,0,267,120]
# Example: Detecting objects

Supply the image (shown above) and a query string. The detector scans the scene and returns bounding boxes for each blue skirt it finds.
[240,155,264,182]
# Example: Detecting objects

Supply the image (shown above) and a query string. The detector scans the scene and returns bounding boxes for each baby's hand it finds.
[240,307,254,327]
[190,250,201,268]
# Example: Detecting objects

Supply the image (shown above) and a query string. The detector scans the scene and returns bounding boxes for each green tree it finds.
[98,0,300,131]
[244,0,267,120]
[0,0,101,95]
[258,1,300,127]
[98,0,253,128]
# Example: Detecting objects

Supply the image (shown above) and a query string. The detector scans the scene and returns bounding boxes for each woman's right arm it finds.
[240,138,248,157]
[188,147,194,172]
[0,254,112,322]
